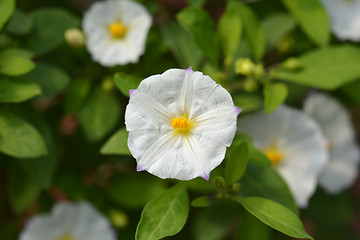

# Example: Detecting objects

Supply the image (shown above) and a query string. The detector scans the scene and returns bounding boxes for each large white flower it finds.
[237,106,328,208]
[19,202,116,240]
[82,0,152,66]
[124,68,240,181]
[304,92,360,194]
[320,0,360,41]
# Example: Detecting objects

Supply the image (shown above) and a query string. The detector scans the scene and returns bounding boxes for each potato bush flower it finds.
[19,202,116,240]
[304,93,360,194]
[320,0,360,41]
[237,106,328,207]
[82,0,152,66]
[125,68,240,180]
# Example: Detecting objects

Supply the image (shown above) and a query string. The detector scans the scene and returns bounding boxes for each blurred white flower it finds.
[20,202,116,240]
[125,68,240,180]
[237,106,328,208]
[82,0,152,66]
[304,92,360,194]
[320,0,360,41]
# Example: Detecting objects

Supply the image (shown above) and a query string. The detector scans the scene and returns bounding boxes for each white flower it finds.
[320,0,360,41]
[20,202,116,240]
[124,68,240,181]
[82,0,152,66]
[237,106,328,208]
[304,92,360,194]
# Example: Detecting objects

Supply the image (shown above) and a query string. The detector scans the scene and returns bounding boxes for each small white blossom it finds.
[82,0,152,66]
[320,0,360,41]
[304,92,360,194]
[20,202,116,240]
[125,68,240,181]
[237,106,328,208]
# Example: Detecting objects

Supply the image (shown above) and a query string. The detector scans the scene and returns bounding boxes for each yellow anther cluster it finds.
[265,149,283,166]
[108,22,127,38]
[172,115,189,131]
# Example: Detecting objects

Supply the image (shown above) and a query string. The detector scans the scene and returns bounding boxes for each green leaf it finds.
[78,89,121,142]
[177,7,220,66]
[186,0,206,6]
[0,110,47,158]
[233,93,262,113]
[0,0,15,30]
[262,13,296,51]
[277,45,360,90]
[218,1,242,60]
[339,79,360,105]
[161,22,203,69]
[249,146,271,167]
[236,2,265,60]
[6,9,33,35]
[263,83,288,114]
[0,48,34,59]
[0,78,41,103]
[25,8,79,55]
[240,164,298,214]
[0,56,35,76]
[282,0,329,47]
[136,183,189,240]
[64,79,91,113]
[114,72,142,97]
[238,209,271,240]
[235,197,313,239]
[225,141,249,185]
[100,128,131,155]
[23,63,70,98]
[191,196,213,208]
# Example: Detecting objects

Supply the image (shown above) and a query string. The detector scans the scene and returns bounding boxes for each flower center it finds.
[57,233,76,240]
[264,148,283,165]
[108,22,127,38]
[172,114,189,131]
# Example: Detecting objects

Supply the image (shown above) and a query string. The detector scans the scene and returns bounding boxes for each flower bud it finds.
[235,58,255,76]
[282,57,302,70]
[109,209,128,228]
[101,76,115,91]
[64,28,85,48]
[213,176,226,189]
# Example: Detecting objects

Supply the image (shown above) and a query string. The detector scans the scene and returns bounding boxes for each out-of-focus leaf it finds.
[218,1,242,60]
[0,48,33,59]
[23,62,70,98]
[339,79,360,105]
[136,183,189,240]
[263,83,288,114]
[191,196,213,208]
[78,89,121,142]
[235,197,313,239]
[114,72,142,97]
[0,78,41,102]
[25,8,79,55]
[186,0,206,6]
[6,9,33,35]
[161,22,203,69]
[64,79,91,113]
[282,0,329,47]
[108,175,167,209]
[0,56,35,76]
[240,164,298,214]
[262,13,296,51]
[225,141,249,185]
[236,2,265,60]
[238,209,271,240]
[0,0,15,30]
[177,7,220,66]
[249,146,271,167]
[186,177,216,194]
[100,128,131,155]
[233,93,262,113]
[277,45,360,89]
[0,109,47,158]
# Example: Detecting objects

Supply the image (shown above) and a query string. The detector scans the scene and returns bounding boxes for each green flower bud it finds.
[235,58,255,76]
[101,76,115,91]
[213,176,226,189]
[109,209,128,228]
[65,28,85,48]
[282,57,302,70]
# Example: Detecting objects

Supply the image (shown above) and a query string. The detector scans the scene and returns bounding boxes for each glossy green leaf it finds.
[78,89,121,142]
[6,9,33,35]
[0,0,15,30]
[25,8,79,55]
[100,128,131,155]
[136,183,189,240]
[23,63,70,98]
[236,2,265,60]
[225,141,249,185]
[0,78,41,103]
[177,7,219,66]
[262,13,296,51]
[277,45,360,90]
[0,110,47,158]
[263,83,288,114]
[161,22,203,69]
[249,146,271,167]
[114,72,142,97]
[238,209,271,240]
[191,196,213,208]
[0,56,35,76]
[235,197,313,239]
[218,1,242,60]
[64,79,91,113]
[282,0,329,47]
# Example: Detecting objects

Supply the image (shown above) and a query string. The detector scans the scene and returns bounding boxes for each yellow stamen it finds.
[57,233,76,240]
[172,114,189,131]
[265,148,283,166]
[108,22,127,38]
